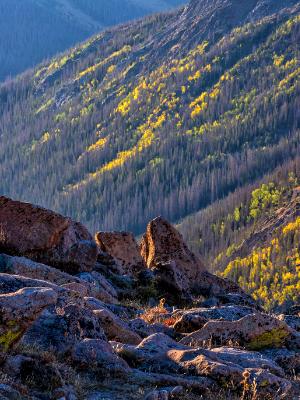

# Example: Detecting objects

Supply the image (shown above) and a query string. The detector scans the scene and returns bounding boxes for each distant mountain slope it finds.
[0,0,186,81]
[178,157,300,311]
[0,0,299,240]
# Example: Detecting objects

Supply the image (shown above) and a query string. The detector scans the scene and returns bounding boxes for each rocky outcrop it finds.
[140,217,254,305]
[0,287,57,351]
[140,217,205,297]
[96,231,146,275]
[180,313,299,350]
[114,333,293,398]
[0,199,299,399]
[0,196,98,273]
[141,217,205,277]
[0,257,117,303]
[0,272,63,295]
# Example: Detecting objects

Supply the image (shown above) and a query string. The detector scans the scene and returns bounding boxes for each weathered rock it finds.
[172,305,254,333]
[144,386,183,400]
[96,231,146,275]
[204,347,284,376]
[113,333,188,372]
[129,318,174,339]
[21,302,106,355]
[0,287,57,351]
[93,308,142,345]
[0,384,22,400]
[261,348,300,375]
[180,313,295,350]
[84,296,135,319]
[71,338,130,375]
[77,271,118,304]
[61,282,89,297]
[114,333,292,397]
[130,370,214,394]
[52,385,77,400]
[278,314,300,332]
[0,196,97,273]
[0,254,81,285]
[168,347,290,396]
[0,272,63,295]
[0,254,95,296]
[0,256,117,303]
[140,217,253,305]
[19,358,63,392]
[140,217,205,292]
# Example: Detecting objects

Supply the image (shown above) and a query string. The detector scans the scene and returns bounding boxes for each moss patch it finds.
[246,327,289,350]
[0,322,23,351]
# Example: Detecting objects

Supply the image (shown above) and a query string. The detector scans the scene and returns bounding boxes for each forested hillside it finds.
[0,0,299,311]
[0,0,186,81]
[179,158,300,311]
[1,0,299,234]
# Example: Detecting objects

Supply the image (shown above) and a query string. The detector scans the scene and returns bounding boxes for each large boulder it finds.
[95,231,146,275]
[0,287,57,351]
[140,217,252,304]
[0,196,98,273]
[180,313,298,350]
[141,217,205,281]
[140,217,205,299]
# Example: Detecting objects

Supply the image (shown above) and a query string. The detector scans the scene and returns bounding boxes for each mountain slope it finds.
[178,157,300,311]
[0,0,186,81]
[0,0,299,239]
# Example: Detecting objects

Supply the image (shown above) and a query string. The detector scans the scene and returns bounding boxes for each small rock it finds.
[144,386,183,400]
[0,254,97,297]
[61,282,88,297]
[77,272,118,303]
[93,308,142,345]
[173,305,254,333]
[52,385,77,400]
[129,318,174,338]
